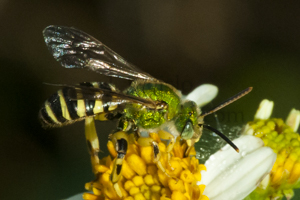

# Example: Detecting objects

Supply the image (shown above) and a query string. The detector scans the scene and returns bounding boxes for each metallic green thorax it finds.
[124,81,181,129]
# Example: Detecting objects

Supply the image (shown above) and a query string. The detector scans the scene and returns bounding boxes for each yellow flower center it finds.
[248,118,300,199]
[83,132,208,200]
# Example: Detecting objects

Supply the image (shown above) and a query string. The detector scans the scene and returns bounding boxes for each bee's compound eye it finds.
[181,121,194,140]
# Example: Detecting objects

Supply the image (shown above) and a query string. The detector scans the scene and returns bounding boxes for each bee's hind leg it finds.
[85,117,100,175]
[85,117,126,197]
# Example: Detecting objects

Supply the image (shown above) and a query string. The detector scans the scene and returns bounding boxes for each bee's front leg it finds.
[85,117,100,175]
[157,130,176,170]
[109,131,128,184]
[137,136,174,178]
[184,139,197,157]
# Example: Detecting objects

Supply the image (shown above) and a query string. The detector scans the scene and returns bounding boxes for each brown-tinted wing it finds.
[43,25,157,81]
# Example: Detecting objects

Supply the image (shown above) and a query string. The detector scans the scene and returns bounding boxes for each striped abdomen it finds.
[39,82,122,128]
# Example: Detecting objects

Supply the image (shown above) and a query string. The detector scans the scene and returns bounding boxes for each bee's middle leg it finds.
[110,131,128,184]
[108,131,129,198]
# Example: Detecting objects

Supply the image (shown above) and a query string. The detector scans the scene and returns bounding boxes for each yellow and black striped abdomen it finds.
[39,82,122,128]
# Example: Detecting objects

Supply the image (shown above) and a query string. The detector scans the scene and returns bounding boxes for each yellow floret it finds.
[107,140,117,158]
[149,132,161,142]
[84,134,208,200]
[85,182,92,190]
[122,160,137,180]
[117,183,129,198]
[167,159,182,177]
[147,165,157,175]
[157,169,170,187]
[150,192,160,200]
[144,174,155,186]
[127,144,140,157]
[200,195,209,200]
[150,185,161,193]
[134,193,146,200]
[283,157,295,172]
[124,180,136,191]
[140,146,155,164]
[127,154,147,176]
[161,188,172,197]
[92,187,101,196]
[289,161,300,183]
[152,174,161,185]
[124,197,135,200]
[143,190,151,199]
[140,184,150,193]
[82,193,98,200]
[168,179,185,193]
[96,164,110,173]
[171,191,188,200]
[129,186,140,196]
[173,139,184,158]
[180,169,195,183]
[247,116,300,200]
[132,176,145,187]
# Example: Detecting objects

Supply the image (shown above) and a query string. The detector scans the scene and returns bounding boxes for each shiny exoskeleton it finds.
[40,25,252,197]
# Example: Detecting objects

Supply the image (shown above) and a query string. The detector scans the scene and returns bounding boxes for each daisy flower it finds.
[243,99,300,200]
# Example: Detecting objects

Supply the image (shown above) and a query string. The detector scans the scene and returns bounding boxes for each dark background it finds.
[1,1,300,199]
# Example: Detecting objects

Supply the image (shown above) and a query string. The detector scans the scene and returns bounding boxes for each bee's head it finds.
[177,87,253,153]
[175,101,202,140]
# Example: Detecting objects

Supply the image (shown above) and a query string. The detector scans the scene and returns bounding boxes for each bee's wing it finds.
[43,25,157,81]
[66,84,157,109]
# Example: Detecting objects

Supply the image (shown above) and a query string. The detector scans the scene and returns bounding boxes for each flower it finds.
[198,135,276,200]
[75,84,219,200]
[184,84,218,108]
[68,133,277,200]
[243,99,300,200]
[81,132,209,200]
[66,88,281,200]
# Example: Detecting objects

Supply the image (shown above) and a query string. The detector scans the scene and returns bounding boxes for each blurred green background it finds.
[1,1,300,199]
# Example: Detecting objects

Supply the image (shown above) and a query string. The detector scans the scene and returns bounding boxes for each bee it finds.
[39,26,252,196]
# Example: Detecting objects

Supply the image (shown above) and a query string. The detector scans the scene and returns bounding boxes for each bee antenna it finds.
[200,87,252,117]
[202,124,239,153]
[42,82,68,87]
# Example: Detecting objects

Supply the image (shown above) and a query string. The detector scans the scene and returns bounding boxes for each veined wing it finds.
[43,25,157,81]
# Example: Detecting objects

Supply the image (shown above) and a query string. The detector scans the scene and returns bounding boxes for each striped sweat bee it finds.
[39,25,252,196]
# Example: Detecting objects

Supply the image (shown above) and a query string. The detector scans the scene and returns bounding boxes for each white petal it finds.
[254,99,274,120]
[184,84,218,107]
[285,108,300,132]
[200,135,264,185]
[242,124,254,136]
[259,174,270,190]
[199,135,276,200]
